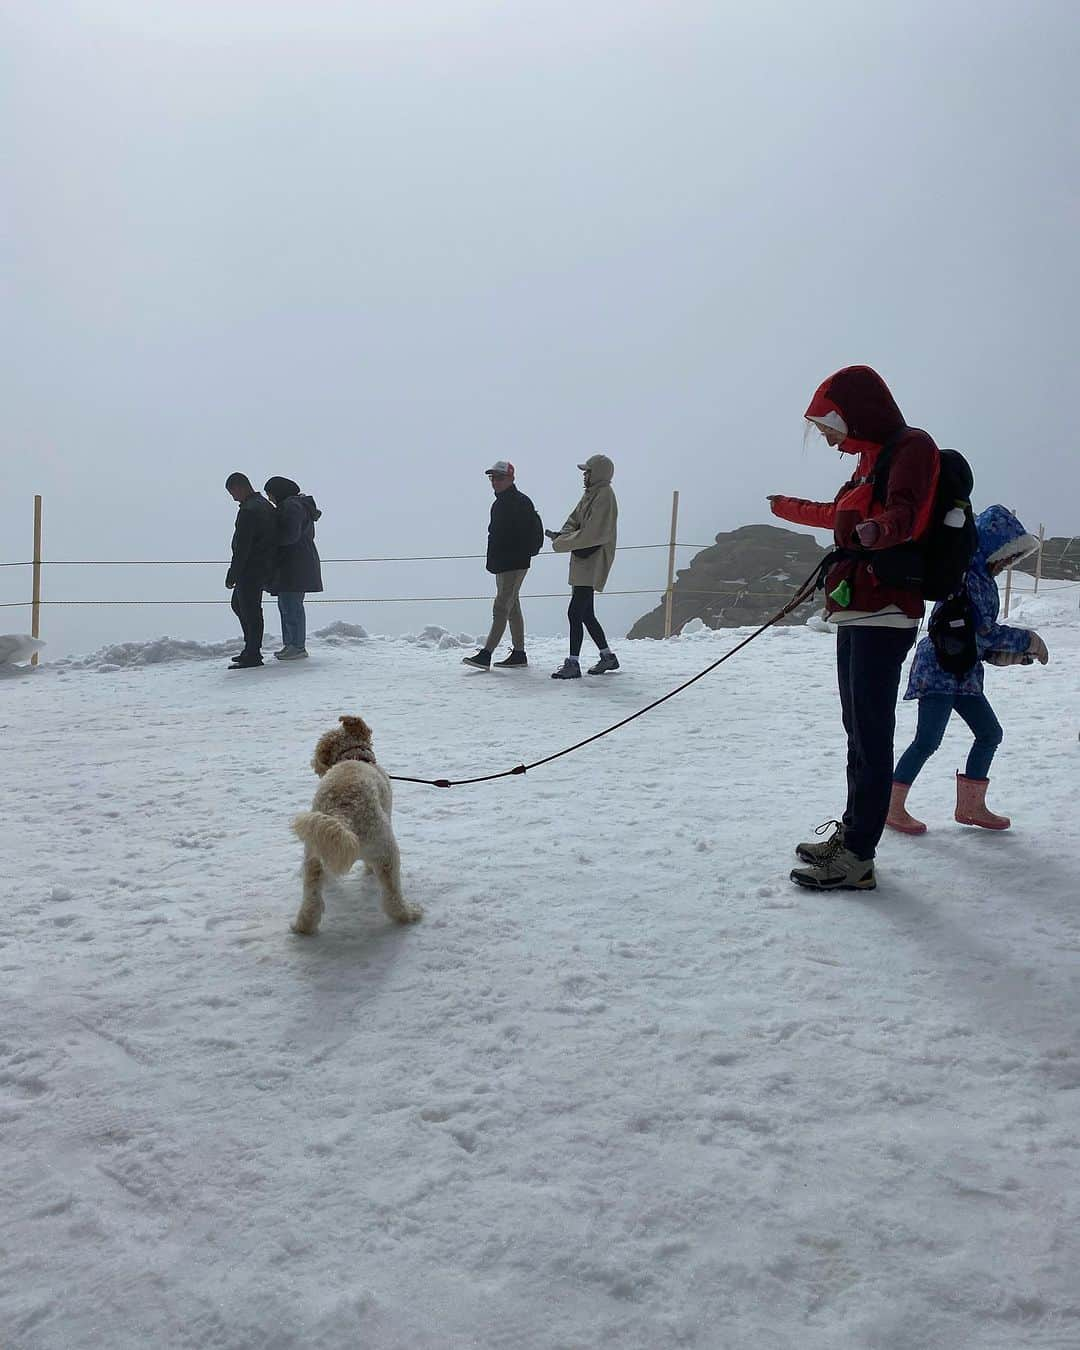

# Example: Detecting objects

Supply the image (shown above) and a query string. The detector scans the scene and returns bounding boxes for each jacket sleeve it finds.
[977,620,1033,656]
[866,437,939,547]
[230,508,253,576]
[552,489,616,552]
[769,496,836,530]
[277,498,302,547]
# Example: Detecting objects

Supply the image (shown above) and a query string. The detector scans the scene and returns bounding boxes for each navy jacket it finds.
[227,494,277,588]
[487,485,539,575]
[271,494,323,595]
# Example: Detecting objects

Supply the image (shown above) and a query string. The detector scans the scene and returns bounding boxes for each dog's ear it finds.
[311,730,336,776]
[339,714,373,743]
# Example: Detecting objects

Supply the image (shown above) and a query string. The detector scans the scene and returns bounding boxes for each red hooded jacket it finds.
[770,367,940,619]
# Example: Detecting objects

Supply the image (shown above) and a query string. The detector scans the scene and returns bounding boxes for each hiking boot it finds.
[493,649,528,668]
[462,649,492,669]
[587,651,620,675]
[551,657,581,680]
[955,773,1010,830]
[795,820,845,864]
[229,656,264,669]
[790,847,876,891]
[886,781,926,835]
[277,647,308,661]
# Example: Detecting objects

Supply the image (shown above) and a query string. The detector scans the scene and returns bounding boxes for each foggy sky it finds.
[4,0,1078,656]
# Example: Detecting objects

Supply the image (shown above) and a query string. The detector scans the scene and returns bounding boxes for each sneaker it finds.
[493,649,527,668]
[273,646,293,660]
[790,847,876,891]
[277,647,309,661]
[587,651,619,675]
[794,820,845,864]
[462,649,492,669]
[551,658,581,680]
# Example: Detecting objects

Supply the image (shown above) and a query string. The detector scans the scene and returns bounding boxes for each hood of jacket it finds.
[975,504,1037,570]
[298,493,322,523]
[805,366,906,453]
[265,476,301,503]
[579,454,614,489]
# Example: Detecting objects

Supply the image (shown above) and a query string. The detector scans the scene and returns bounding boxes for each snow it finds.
[2,592,1079,1349]
[0,634,44,668]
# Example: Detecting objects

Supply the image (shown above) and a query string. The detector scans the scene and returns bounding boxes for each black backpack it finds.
[865,434,978,600]
[928,587,979,676]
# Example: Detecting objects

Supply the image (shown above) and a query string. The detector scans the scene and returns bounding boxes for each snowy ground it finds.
[2,591,1079,1350]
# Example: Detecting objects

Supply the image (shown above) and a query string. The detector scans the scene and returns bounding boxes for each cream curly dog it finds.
[291,715,422,935]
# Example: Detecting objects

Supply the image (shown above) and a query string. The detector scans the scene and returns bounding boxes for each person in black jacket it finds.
[264,477,323,661]
[225,472,277,669]
[463,460,541,669]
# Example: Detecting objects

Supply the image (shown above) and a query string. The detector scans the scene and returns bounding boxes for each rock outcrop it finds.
[1015,536,1080,583]
[627,524,828,638]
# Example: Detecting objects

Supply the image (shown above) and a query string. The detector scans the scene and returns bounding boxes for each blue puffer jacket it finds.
[905,504,1037,699]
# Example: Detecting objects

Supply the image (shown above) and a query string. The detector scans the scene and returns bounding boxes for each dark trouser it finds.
[277,591,307,650]
[568,586,608,658]
[231,579,265,659]
[836,626,916,860]
[894,692,1003,784]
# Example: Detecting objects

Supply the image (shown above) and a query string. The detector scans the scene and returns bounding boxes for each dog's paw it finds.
[396,905,423,925]
[290,920,319,936]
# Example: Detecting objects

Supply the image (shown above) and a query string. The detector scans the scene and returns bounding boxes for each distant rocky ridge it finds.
[627,524,828,638]
[628,525,1079,639]
[1015,536,1080,583]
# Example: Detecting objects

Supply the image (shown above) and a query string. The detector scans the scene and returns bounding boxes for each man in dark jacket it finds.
[225,472,277,669]
[264,476,323,661]
[463,460,541,669]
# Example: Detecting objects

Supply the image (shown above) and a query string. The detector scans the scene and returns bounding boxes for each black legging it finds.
[568,586,608,658]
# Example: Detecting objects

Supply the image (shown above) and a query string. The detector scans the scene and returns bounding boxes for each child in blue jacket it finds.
[887,504,1049,833]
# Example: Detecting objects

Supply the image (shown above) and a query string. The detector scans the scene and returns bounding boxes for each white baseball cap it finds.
[485,460,515,477]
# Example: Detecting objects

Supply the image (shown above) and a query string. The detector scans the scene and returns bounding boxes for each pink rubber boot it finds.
[955,773,1011,830]
[886,781,927,835]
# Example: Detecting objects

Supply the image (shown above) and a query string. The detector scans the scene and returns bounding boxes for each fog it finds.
[4,0,1076,656]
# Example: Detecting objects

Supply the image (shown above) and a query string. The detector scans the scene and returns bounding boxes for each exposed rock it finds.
[1014,536,1080,583]
[628,524,828,638]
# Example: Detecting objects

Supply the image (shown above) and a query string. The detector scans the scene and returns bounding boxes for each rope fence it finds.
[6,497,1077,645]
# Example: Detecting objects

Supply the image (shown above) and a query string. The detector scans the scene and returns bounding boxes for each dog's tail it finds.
[292,811,362,875]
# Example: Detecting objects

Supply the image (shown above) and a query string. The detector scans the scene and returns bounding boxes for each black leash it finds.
[389,557,832,789]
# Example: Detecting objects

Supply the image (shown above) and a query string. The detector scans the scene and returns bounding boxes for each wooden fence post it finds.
[31,495,42,666]
[663,490,680,639]
[1033,523,1045,594]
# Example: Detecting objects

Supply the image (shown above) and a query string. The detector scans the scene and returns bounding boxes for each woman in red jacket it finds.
[769,366,939,891]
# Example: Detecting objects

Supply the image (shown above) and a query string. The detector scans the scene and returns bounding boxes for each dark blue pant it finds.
[277,592,307,650]
[836,626,917,860]
[894,692,1003,784]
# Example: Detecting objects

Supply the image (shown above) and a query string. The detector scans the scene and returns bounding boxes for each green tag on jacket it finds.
[829,578,852,608]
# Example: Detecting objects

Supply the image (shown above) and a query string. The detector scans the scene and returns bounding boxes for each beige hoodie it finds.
[551,454,618,591]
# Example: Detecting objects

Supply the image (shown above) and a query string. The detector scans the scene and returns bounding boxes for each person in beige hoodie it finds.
[548,454,620,678]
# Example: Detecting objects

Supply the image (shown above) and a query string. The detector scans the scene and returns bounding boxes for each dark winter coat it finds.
[486,484,540,575]
[226,493,277,588]
[271,492,323,595]
[770,367,940,620]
